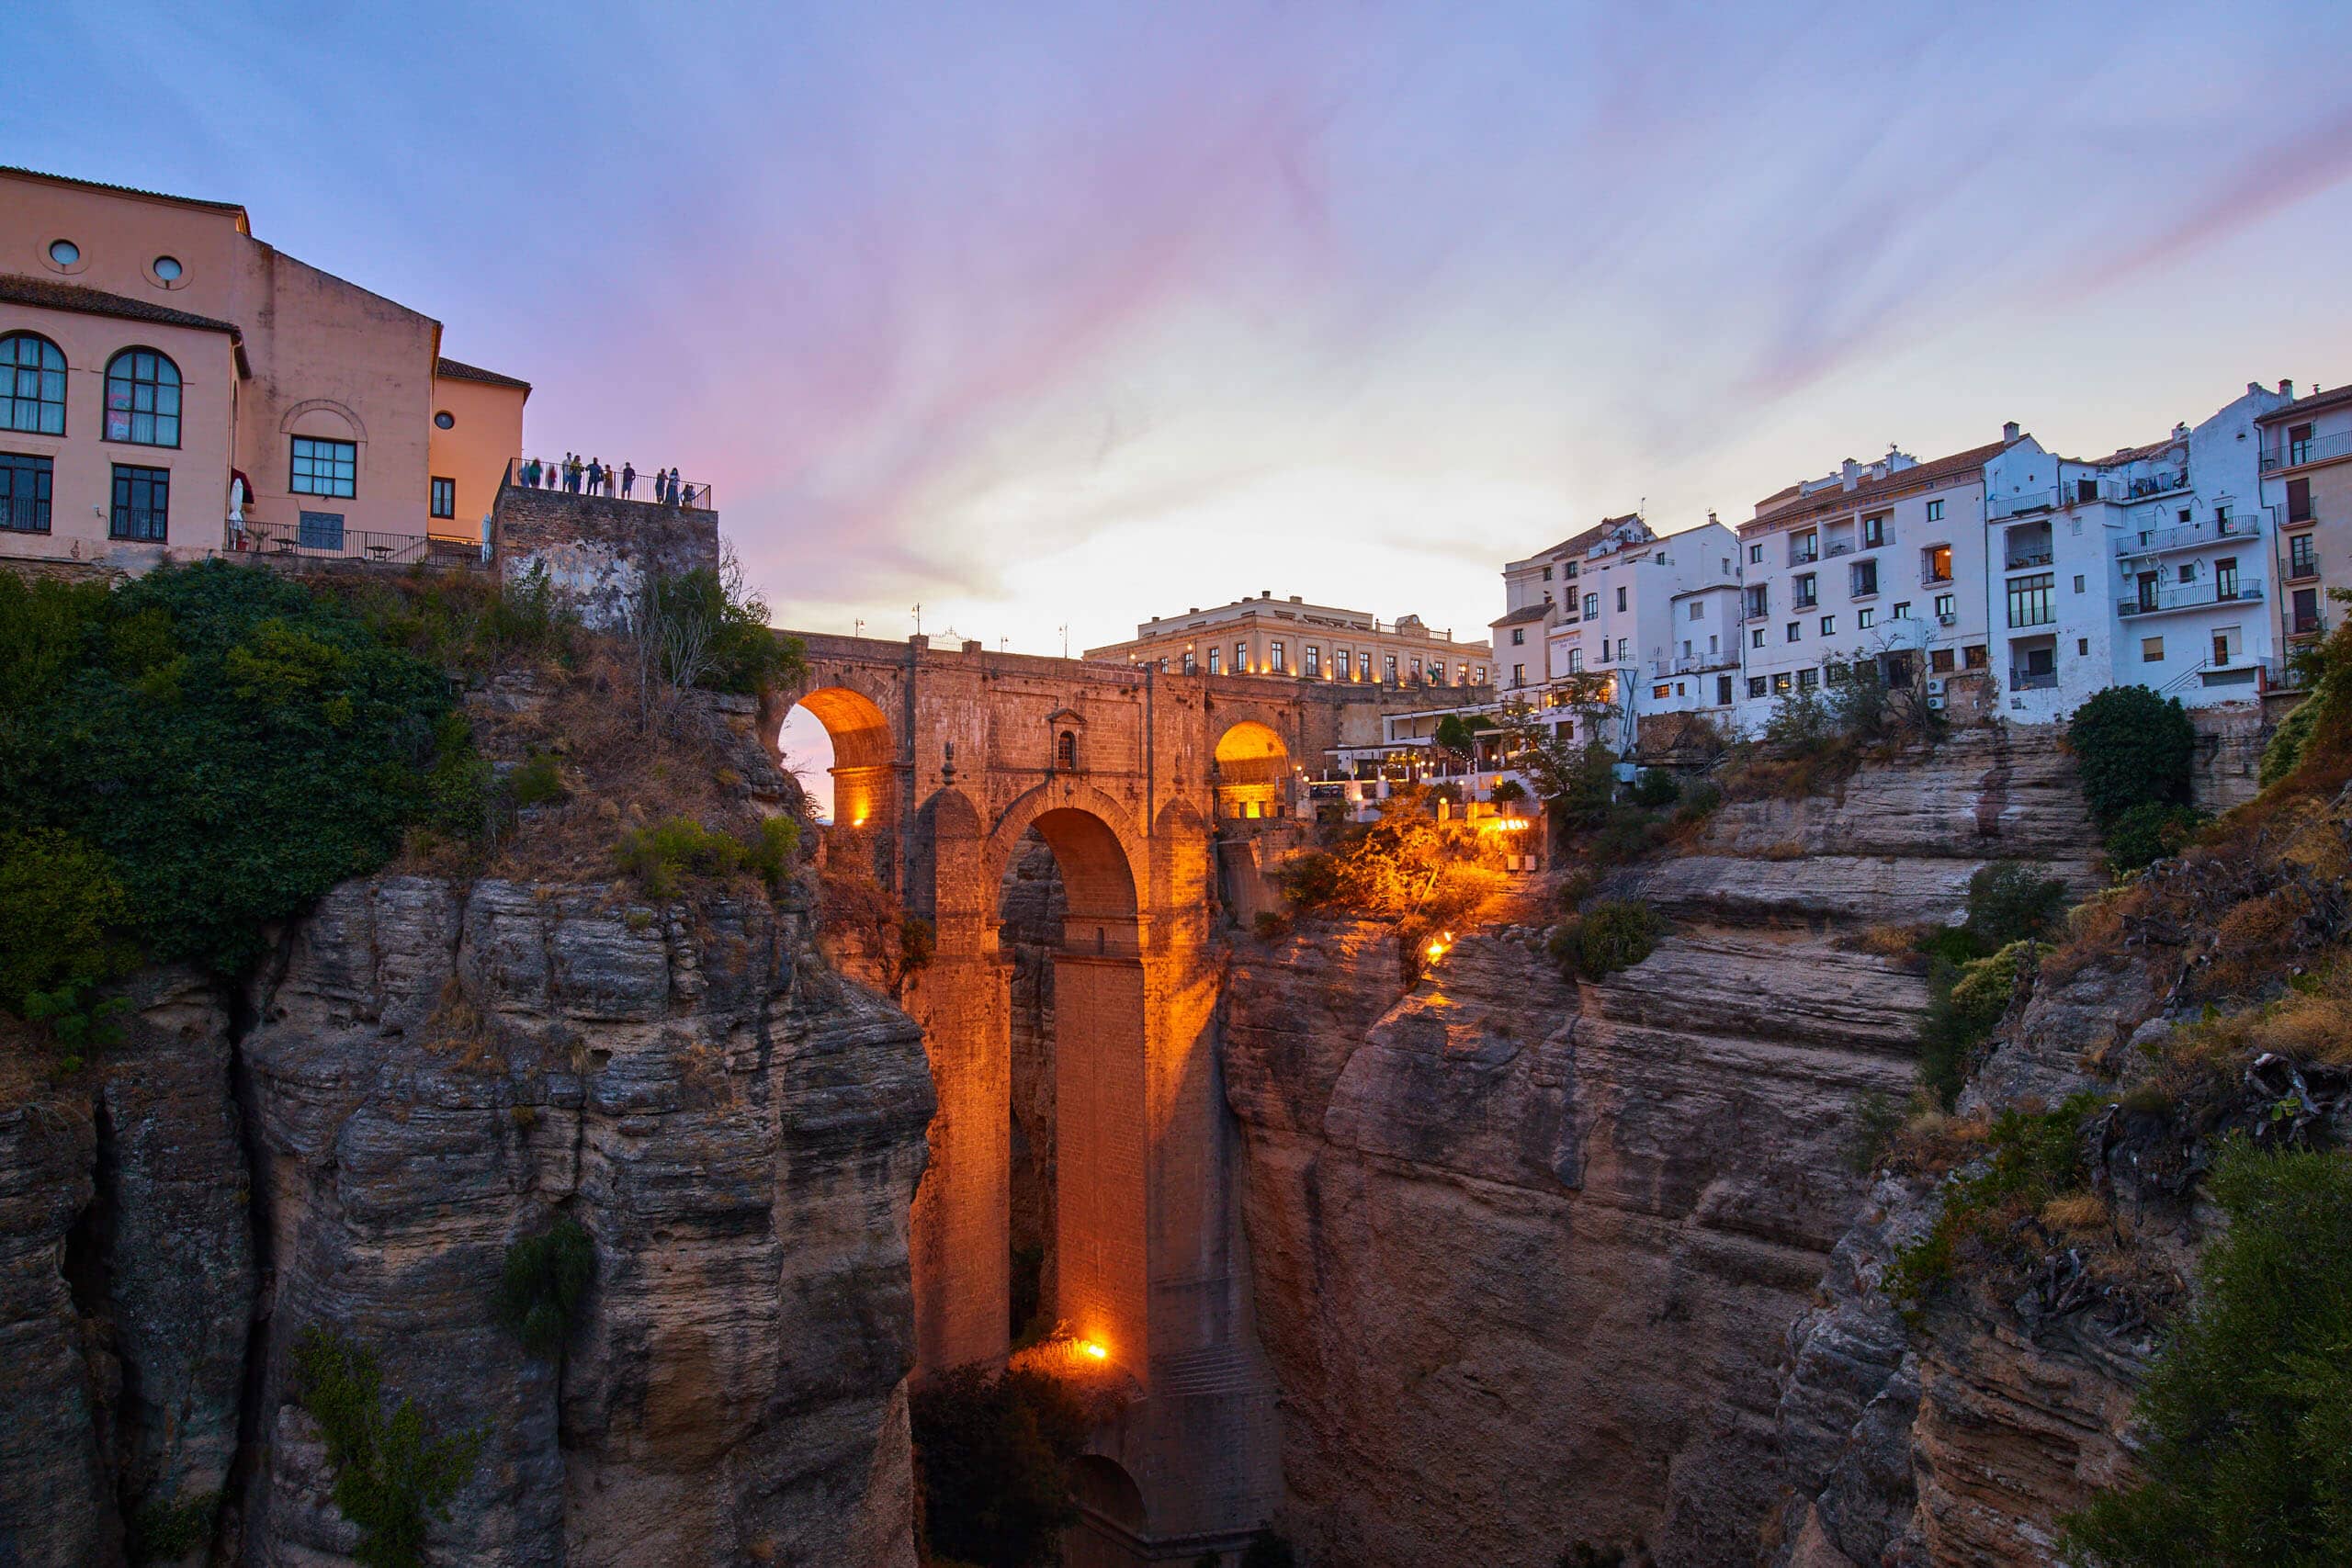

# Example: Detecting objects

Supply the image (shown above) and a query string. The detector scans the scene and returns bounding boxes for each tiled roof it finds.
[0,164,246,217]
[2256,382,2352,425]
[0,273,241,336]
[1748,439,2012,531]
[1531,512,1647,563]
[435,355,531,391]
[1489,603,1554,627]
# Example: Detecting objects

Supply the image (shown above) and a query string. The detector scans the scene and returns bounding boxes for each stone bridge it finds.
[763,631,1444,1563]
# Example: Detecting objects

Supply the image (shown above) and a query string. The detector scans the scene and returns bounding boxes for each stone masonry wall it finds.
[492,484,718,628]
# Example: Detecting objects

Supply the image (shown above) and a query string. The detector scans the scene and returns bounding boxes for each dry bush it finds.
[1758,839,1810,862]
[2040,887,2137,983]
[2041,1191,2111,1238]
[1849,922,1930,958]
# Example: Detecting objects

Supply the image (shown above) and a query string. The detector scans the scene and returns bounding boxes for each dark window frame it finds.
[109,463,170,542]
[0,450,55,534]
[429,475,457,519]
[2006,571,2054,628]
[103,345,182,448]
[289,434,358,499]
[0,332,68,437]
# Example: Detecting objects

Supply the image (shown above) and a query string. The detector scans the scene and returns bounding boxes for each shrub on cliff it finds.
[2060,1142,2352,1566]
[292,1325,484,1568]
[2066,684,2193,831]
[614,813,798,899]
[494,1216,595,1359]
[910,1362,1091,1568]
[1883,1093,2096,1310]
[1553,899,1662,981]
[0,562,478,991]
[1963,861,2068,948]
[1918,941,2037,1110]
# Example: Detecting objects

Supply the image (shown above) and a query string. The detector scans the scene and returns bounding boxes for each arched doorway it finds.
[1212,721,1290,820]
[777,685,896,877]
[1065,1454,1149,1568]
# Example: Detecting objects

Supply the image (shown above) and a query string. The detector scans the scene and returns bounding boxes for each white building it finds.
[1733,431,2020,733]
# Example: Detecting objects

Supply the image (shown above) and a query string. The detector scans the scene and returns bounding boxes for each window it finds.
[2073,574,2085,594]
[2076,638,2089,657]
[1234,641,1248,673]
[1385,654,1398,682]
[1748,676,1768,698]
[1511,662,1526,687]
[109,464,169,541]
[2292,588,2321,635]
[1159,657,1170,672]
[1,333,67,435]
[1615,637,1628,661]
[1772,671,1792,694]
[2290,534,2317,578]
[1567,648,1583,672]
[1893,600,1912,620]
[1820,615,1836,636]
[1510,626,1525,646]
[1473,665,1486,684]
[2141,637,2164,663]
[1542,565,1552,581]
[1207,648,1221,675]
[1750,627,1766,649]
[103,348,181,446]
[1583,592,1599,620]
[1793,572,1816,609]
[1748,543,1764,564]
[1930,649,1955,673]
[1057,730,1078,770]
[1455,662,1466,684]
[1857,608,1874,629]
[1270,638,1285,672]
[2215,557,2239,599]
[1745,585,1768,617]
[2177,562,2196,586]
[2287,478,2312,523]
[1785,621,1801,643]
[434,410,455,430]
[1543,591,1552,605]
[1615,586,1628,612]
[1653,683,1672,700]
[1689,601,1702,621]
[2213,630,2233,665]
[0,452,54,533]
[1925,499,1944,522]
[1716,674,1733,705]
[1996,573,2048,628]
[298,510,345,549]
[1797,667,1819,693]
[1850,559,1878,597]
[48,240,79,266]
[291,436,357,498]
[1922,543,1951,583]
[1791,530,1818,563]
[1862,513,1886,547]
[1409,658,1422,683]
[1182,650,1196,674]
[1305,644,1320,677]
[153,254,182,282]
[1564,560,1578,579]
[430,476,456,519]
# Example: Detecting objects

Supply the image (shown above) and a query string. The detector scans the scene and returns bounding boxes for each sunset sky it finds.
[16,0,2352,668]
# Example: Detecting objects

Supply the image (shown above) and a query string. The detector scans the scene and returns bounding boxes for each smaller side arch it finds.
[1069,1453,1147,1539]
[277,397,368,443]
[1212,718,1291,821]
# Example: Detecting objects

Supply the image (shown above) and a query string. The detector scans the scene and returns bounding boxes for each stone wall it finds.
[492,483,718,627]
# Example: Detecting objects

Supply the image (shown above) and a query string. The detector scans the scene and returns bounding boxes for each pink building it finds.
[0,165,526,572]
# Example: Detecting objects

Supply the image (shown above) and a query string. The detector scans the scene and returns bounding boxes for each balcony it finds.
[1989,487,2060,520]
[1825,540,1854,557]
[2286,550,2322,584]
[236,518,433,565]
[1788,547,1818,566]
[2100,470,2189,503]
[2117,579,2265,618]
[2115,513,2256,558]
[2262,430,2352,471]
[1920,571,1954,589]
[2004,547,2054,570]
[1792,594,1817,612]
[1743,603,1771,623]
[2010,670,2060,692]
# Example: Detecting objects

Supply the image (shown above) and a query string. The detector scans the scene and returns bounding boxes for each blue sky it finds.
[13,1,2352,664]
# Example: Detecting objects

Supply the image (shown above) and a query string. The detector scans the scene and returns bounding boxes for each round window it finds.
[153,255,183,282]
[434,411,455,430]
[48,239,80,266]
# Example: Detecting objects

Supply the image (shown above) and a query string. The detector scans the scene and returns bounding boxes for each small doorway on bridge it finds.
[1212,721,1291,822]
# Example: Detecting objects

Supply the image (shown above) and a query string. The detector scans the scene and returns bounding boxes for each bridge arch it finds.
[1212,718,1291,820]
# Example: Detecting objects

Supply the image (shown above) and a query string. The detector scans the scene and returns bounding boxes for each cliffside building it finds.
[0,166,526,573]
[1086,591,1491,688]
[2258,379,2352,657]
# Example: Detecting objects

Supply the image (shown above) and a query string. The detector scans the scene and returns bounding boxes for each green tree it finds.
[2066,685,2195,829]
[1432,712,1477,771]
[292,1326,484,1568]
[910,1363,1092,1568]
[2062,1144,2352,1566]
[493,1217,595,1359]
[1963,861,2068,949]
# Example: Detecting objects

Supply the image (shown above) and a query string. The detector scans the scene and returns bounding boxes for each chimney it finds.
[2003,421,2020,443]
[1261,589,1272,599]
[2280,379,2295,398]
[2174,422,2188,439]
[1840,457,1860,486]
[1290,594,1303,604]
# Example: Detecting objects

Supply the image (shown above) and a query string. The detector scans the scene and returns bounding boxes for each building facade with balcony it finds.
[2257,379,2352,660]
[1732,430,2018,733]
[1086,591,1491,688]
[1,166,526,574]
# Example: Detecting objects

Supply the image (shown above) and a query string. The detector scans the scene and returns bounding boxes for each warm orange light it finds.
[851,812,868,827]
[1080,1340,1109,1360]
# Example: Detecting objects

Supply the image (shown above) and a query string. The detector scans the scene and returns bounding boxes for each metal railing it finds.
[2010,670,2060,691]
[1788,545,1819,565]
[505,457,715,509]
[2100,470,2189,503]
[2116,578,2265,618]
[2285,548,2322,583]
[2115,513,2256,558]
[235,518,431,564]
[1825,540,1853,557]
[2262,430,2352,471]
[1989,487,2060,519]
[5,496,54,533]
[2004,547,2055,570]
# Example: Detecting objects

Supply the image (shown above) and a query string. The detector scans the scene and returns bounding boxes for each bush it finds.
[1628,769,1680,808]
[1673,779,1722,822]
[1252,909,1293,942]
[0,562,476,981]
[0,829,136,1020]
[1577,899,1660,979]
[2060,1143,2352,1565]
[1843,1091,1905,1176]
[494,1216,595,1359]
[130,1488,219,1563]
[2067,685,2194,830]
[507,751,565,807]
[910,1362,1092,1568]
[616,814,797,899]
[1918,942,2035,1110]
[2258,697,2317,788]
[1963,861,2068,948]
[2103,800,2204,873]
[1489,777,1528,807]
[292,1325,484,1568]
[1883,1093,2094,1308]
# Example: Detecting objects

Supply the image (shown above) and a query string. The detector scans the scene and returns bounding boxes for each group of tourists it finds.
[515,454,702,507]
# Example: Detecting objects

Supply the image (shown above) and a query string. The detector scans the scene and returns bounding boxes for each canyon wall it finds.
[0,866,931,1567]
[1223,727,2100,1567]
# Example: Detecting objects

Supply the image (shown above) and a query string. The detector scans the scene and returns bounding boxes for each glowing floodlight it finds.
[1080,1339,1109,1361]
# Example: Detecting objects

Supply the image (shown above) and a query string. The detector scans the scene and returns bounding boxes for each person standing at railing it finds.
[587,457,604,495]
[620,462,635,499]
[670,468,683,505]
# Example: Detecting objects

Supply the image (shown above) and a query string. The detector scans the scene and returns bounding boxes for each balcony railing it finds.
[235,518,432,565]
[3,496,51,534]
[2004,547,2055,570]
[2262,430,2352,471]
[2115,513,2256,558]
[2286,550,2322,583]
[2117,578,2265,618]
[2010,670,2060,691]
[1792,594,1817,611]
[1789,546,1819,565]
[2101,470,2189,503]
[503,457,716,510]
[1824,540,1853,557]
[1921,570,1953,588]
[1989,487,2060,519]
[1744,604,1770,622]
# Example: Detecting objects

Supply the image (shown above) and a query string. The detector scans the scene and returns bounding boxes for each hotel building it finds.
[1087,591,1491,688]
[1,166,526,573]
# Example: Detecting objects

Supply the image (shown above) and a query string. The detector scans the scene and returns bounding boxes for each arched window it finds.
[105,347,181,447]
[0,333,66,435]
[1057,730,1078,770]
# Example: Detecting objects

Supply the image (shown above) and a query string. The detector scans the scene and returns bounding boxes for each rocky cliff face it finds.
[0,865,931,1568]
[1223,727,2101,1567]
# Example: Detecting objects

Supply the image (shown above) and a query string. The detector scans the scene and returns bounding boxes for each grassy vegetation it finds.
[613,814,799,899]
[2060,1142,2352,1566]
[292,1325,484,1568]
[1549,898,1662,982]
[1882,1093,2098,1313]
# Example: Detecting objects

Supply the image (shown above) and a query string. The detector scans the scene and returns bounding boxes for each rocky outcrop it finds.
[1227,725,2101,1567]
